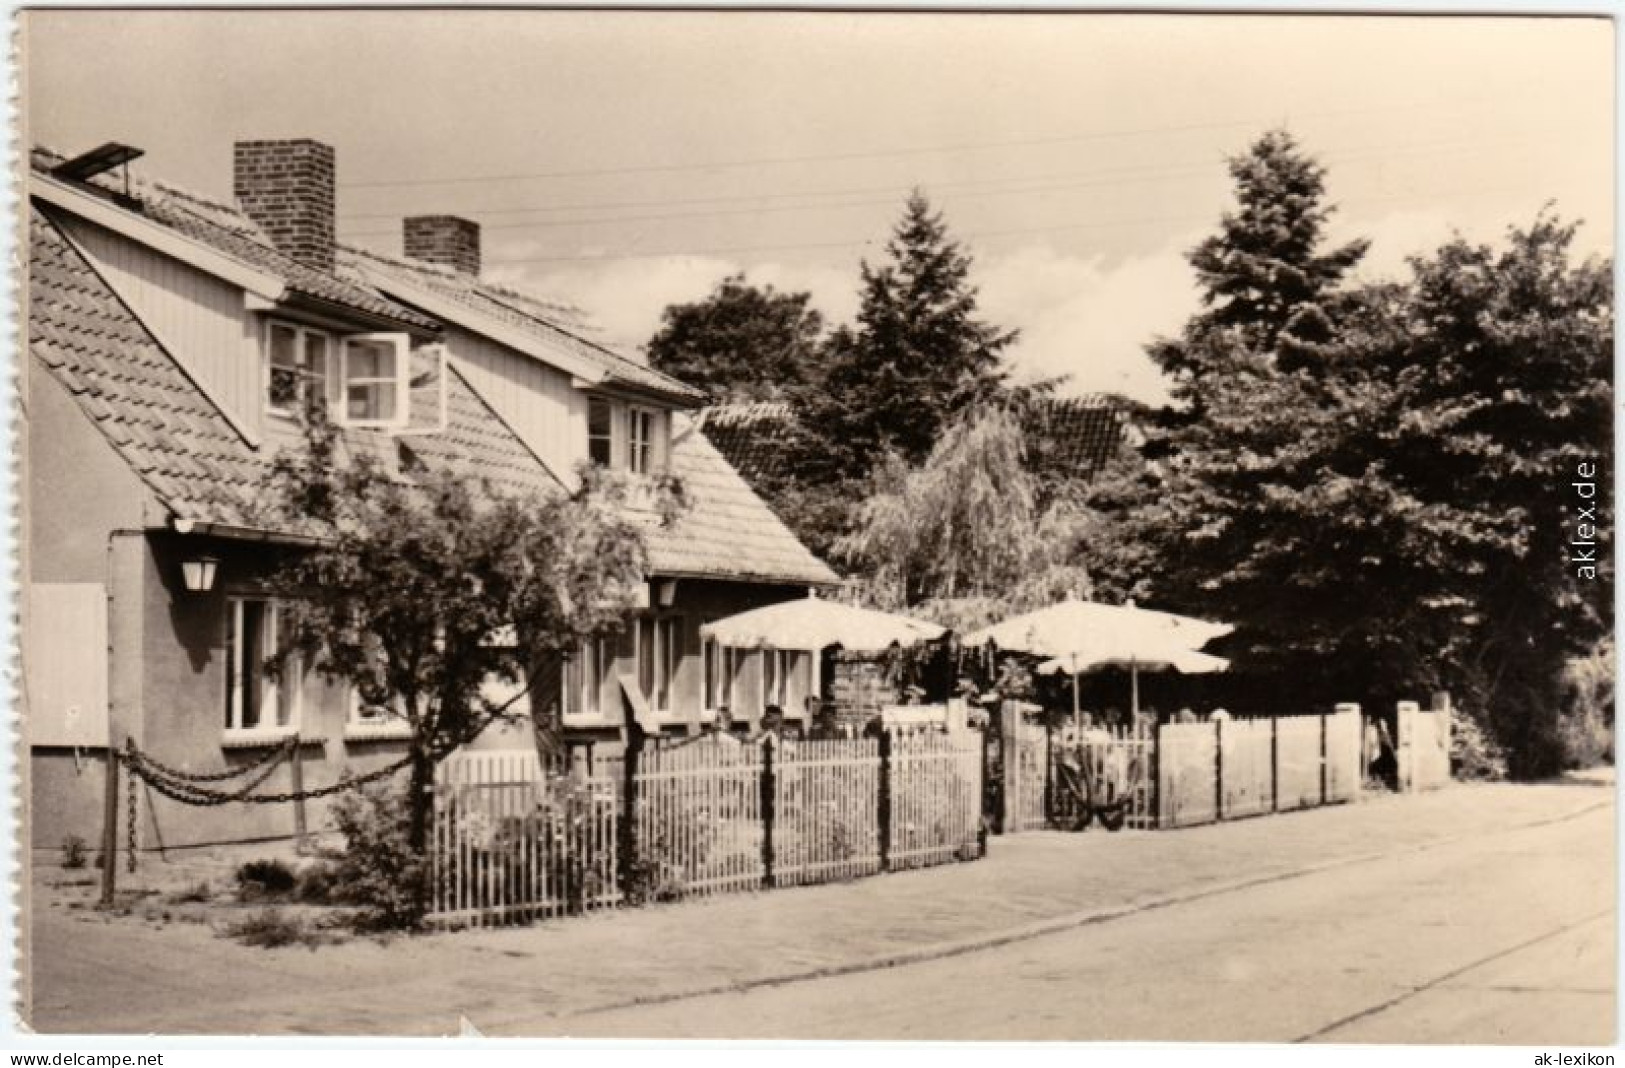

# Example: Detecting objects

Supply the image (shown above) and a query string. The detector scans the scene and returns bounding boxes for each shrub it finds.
[293,861,342,904]
[60,835,87,870]
[328,781,427,929]
[166,880,213,905]
[225,907,326,950]
[236,858,297,899]
[1559,642,1614,770]
[1451,709,1509,781]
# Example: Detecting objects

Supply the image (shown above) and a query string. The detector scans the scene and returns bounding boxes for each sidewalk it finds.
[29,778,1614,1036]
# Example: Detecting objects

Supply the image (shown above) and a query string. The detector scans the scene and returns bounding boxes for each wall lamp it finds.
[181,555,220,593]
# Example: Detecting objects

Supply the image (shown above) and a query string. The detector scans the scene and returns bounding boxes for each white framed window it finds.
[265,322,331,417]
[563,636,609,720]
[628,407,655,475]
[703,637,738,714]
[588,398,614,467]
[341,334,410,428]
[761,649,809,712]
[264,321,410,428]
[225,598,301,735]
[636,616,680,714]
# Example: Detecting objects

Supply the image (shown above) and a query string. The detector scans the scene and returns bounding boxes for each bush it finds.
[60,835,87,870]
[328,781,427,929]
[1559,642,1614,769]
[166,880,213,905]
[236,858,297,899]
[1451,709,1509,781]
[225,907,327,950]
[293,860,342,904]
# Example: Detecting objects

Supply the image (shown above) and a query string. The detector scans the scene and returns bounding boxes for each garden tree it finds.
[796,191,1017,488]
[646,273,826,402]
[836,406,1095,633]
[1094,213,1612,775]
[269,409,679,856]
[1148,128,1369,401]
[1364,213,1613,774]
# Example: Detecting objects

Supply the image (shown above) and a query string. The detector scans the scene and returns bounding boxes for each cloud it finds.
[977,238,1203,405]
[490,238,1210,407]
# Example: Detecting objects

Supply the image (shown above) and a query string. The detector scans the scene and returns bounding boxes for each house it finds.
[23,138,835,853]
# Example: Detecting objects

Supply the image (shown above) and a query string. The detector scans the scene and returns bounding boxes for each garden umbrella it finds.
[964,598,1232,717]
[700,593,945,653]
[1037,643,1230,718]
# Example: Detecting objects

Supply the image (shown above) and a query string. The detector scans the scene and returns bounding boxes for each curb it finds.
[548,794,1612,1025]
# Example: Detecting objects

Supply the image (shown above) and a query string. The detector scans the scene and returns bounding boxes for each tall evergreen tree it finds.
[799,191,1016,486]
[1149,129,1369,398]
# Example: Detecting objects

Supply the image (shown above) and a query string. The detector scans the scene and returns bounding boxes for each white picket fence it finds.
[429,731,982,927]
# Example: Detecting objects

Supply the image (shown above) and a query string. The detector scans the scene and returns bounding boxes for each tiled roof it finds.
[28,206,557,534]
[648,416,838,587]
[31,207,827,586]
[697,401,797,488]
[345,246,704,404]
[701,396,1136,489]
[1025,395,1137,483]
[30,147,437,333]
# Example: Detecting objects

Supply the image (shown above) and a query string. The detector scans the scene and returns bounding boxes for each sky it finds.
[21,10,1615,404]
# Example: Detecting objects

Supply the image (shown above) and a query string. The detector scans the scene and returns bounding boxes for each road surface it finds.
[547,801,1615,1043]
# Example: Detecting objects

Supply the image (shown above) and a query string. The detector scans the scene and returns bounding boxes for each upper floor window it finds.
[265,320,410,429]
[628,407,655,475]
[267,323,329,418]
[585,396,667,475]
[588,398,614,467]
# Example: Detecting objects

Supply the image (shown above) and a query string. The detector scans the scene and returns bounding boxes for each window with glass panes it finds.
[266,323,330,416]
[588,398,614,467]
[225,598,301,733]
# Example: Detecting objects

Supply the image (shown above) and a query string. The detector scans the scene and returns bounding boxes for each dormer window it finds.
[585,395,667,474]
[628,407,655,475]
[588,397,614,466]
[267,323,330,417]
[265,320,410,429]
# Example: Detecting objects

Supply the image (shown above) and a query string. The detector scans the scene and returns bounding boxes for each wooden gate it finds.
[1158,722,1219,827]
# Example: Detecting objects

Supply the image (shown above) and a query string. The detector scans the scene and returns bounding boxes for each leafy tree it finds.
[798,191,1017,486]
[1368,213,1612,773]
[646,273,825,403]
[837,406,1094,631]
[269,410,671,857]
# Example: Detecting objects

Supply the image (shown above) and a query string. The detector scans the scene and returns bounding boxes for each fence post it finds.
[291,739,308,844]
[98,743,120,908]
[1213,718,1224,822]
[1042,718,1055,828]
[998,701,1020,834]
[1270,715,1279,813]
[1319,713,1329,804]
[760,736,776,889]
[877,729,893,872]
[616,726,644,898]
[1334,703,1362,800]
[1151,721,1163,828]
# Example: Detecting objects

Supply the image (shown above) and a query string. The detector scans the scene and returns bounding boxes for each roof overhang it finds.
[575,377,708,411]
[31,173,287,303]
[358,265,614,385]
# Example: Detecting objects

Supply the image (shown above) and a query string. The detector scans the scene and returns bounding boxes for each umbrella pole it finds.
[1131,660,1140,719]
[1072,671,1080,719]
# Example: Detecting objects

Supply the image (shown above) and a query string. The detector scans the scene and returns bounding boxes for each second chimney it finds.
[404,215,481,276]
[234,139,336,273]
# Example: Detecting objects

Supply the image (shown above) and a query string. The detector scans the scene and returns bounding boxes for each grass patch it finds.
[223,907,332,950]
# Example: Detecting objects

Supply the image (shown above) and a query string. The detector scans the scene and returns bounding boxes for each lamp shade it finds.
[181,555,219,593]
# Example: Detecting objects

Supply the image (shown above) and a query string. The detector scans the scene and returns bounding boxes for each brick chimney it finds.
[233,139,336,273]
[404,215,481,276]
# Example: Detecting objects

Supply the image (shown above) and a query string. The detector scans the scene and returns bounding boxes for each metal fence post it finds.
[877,729,893,872]
[98,743,120,908]
[291,739,308,843]
[1319,712,1329,805]
[1270,715,1280,813]
[1151,721,1163,829]
[1213,718,1224,823]
[616,726,644,898]
[760,736,776,889]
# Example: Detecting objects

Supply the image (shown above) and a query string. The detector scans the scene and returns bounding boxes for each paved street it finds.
[552,796,1615,1042]
[29,780,1614,1040]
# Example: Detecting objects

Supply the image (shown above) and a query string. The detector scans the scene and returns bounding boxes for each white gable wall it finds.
[447,324,585,481]
[53,213,261,440]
